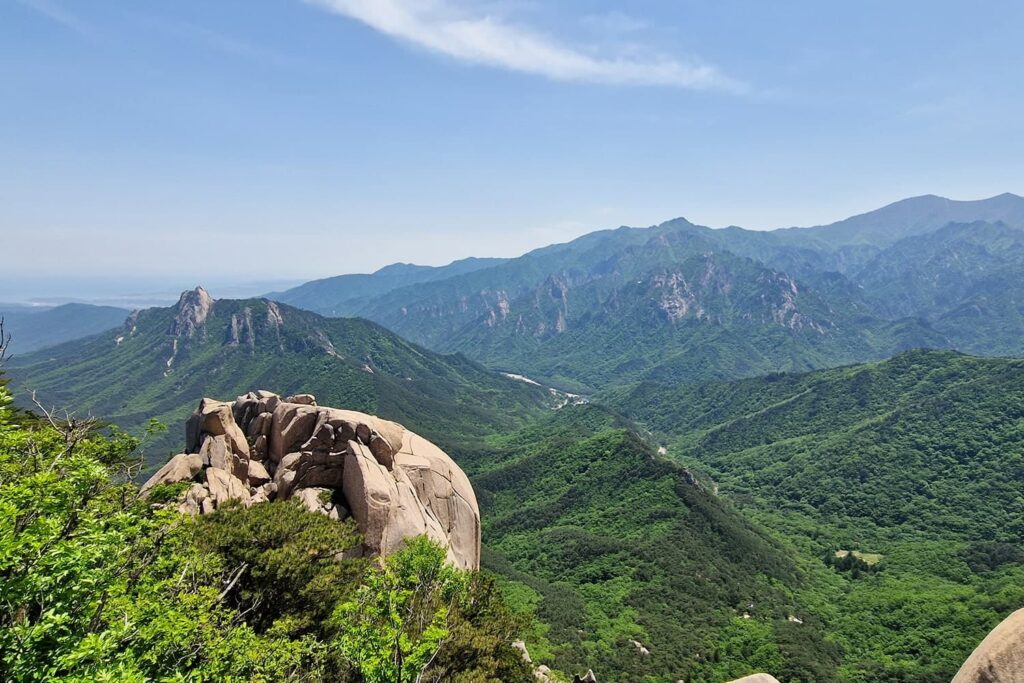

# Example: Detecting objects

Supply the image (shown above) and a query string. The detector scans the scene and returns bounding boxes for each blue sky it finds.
[2,0,1023,294]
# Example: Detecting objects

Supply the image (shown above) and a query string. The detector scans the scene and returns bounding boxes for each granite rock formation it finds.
[142,391,481,570]
[953,608,1024,683]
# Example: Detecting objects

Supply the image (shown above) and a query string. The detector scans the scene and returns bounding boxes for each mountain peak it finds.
[785,192,1024,247]
[169,286,214,339]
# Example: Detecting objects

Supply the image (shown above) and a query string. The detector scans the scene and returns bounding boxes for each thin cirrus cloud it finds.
[304,0,742,92]
[14,0,97,38]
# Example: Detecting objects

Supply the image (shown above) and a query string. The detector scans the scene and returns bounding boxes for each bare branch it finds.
[216,562,249,603]
[30,390,98,467]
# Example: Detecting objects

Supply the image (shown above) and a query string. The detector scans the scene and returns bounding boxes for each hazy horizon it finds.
[3,189,1022,306]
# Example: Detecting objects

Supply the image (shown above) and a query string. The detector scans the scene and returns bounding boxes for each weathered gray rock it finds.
[727,675,781,683]
[232,392,261,434]
[206,400,250,457]
[270,403,320,462]
[140,453,202,495]
[953,608,1024,683]
[248,412,272,438]
[343,439,453,564]
[628,639,650,656]
[273,450,345,500]
[205,467,251,508]
[395,430,481,572]
[178,482,210,515]
[168,287,213,339]
[252,434,268,461]
[199,435,248,481]
[572,671,597,683]
[247,459,271,487]
[293,487,346,519]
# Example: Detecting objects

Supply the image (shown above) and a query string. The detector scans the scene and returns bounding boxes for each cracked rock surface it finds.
[142,390,481,570]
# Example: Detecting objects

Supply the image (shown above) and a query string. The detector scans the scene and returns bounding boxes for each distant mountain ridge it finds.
[776,192,1024,247]
[8,287,552,468]
[268,257,507,316]
[0,302,130,355]
[268,193,1024,390]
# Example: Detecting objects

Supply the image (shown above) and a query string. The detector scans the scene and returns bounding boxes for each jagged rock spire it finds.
[169,286,214,339]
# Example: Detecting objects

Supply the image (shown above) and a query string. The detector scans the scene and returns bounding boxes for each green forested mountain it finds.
[269,194,1024,391]
[850,222,1024,354]
[440,247,943,391]
[0,302,129,355]
[7,288,552,469]
[605,350,1024,682]
[460,405,840,683]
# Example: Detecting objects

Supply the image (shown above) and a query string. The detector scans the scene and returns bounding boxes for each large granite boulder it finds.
[953,608,1024,683]
[343,439,452,562]
[140,453,202,496]
[141,390,481,570]
[727,676,780,683]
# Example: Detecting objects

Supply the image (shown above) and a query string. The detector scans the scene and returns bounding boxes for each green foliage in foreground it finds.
[337,536,531,683]
[606,349,1024,682]
[0,377,531,682]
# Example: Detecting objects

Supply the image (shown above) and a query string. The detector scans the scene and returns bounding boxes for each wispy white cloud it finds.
[304,0,742,91]
[14,0,97,39]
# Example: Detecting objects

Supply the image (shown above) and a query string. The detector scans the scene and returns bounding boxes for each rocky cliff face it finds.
[953,607,1024,683]
[142,391,481,570]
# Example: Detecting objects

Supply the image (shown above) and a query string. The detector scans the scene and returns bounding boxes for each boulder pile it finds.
[142,391,481,570]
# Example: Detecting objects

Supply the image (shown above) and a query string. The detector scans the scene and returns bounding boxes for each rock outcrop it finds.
[727,675,781,683]
[953,608,1024,683]
[168,286,214,339]
[142,391,481,570]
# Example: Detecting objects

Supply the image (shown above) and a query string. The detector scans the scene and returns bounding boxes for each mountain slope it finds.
[851,222,1024,354]
[346,224,948,390]
[8,288,552,468]
[345,221,699,351]
[605,350,1024,681]
[442,244,949,390]
[465,406,839,683]
[0,302,129,354]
